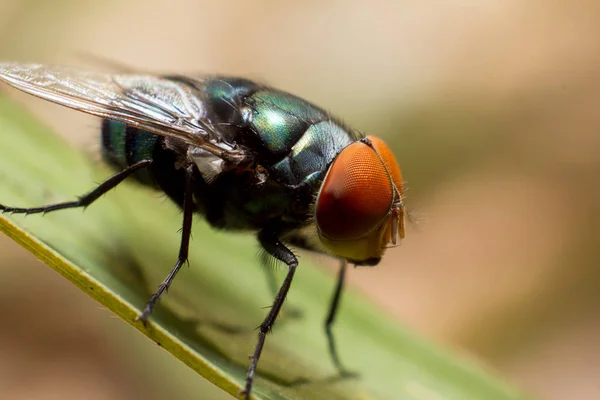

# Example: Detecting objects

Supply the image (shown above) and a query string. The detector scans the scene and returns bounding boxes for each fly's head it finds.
[315,136,405,266]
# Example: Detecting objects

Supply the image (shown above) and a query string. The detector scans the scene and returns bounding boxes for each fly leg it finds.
[260,252,280,299]
[240,227,298,400]
[137,164,195,323]
[260,254,302,319]
[325,260,350,375]
[285,234,351,375]
[0,160,153,214]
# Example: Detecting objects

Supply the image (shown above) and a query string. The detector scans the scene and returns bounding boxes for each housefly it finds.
[0,63,406,399]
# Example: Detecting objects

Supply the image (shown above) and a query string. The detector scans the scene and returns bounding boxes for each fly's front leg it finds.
[0,160,153,214]
[240,227,298,400]
[286,233,351,375]
[325,260,350,375]
[136,164,195,323]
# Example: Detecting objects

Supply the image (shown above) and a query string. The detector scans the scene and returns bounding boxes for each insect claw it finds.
[135,313,150,327]
[236,389,250,400]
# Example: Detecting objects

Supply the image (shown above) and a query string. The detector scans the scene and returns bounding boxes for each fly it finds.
[0,62,406,399]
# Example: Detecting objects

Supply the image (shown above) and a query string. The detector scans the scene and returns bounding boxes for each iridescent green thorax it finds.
[247,90,326,155]
[270,121,354,187]
[242,89,354,188]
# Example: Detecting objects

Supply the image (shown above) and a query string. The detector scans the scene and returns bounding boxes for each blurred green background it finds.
[1,1,600,399]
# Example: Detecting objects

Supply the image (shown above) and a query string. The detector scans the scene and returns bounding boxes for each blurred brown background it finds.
[1,1,600,399]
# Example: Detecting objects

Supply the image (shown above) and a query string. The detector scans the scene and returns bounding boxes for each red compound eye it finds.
[368,136,403,203]
[315,136,404,262]
[316,139,392,240]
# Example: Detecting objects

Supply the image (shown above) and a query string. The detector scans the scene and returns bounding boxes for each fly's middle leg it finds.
[240,227,298,400]
[137,164,195,323]
[260,253,302,319]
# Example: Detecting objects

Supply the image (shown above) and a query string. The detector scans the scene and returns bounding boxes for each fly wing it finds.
[0,62,251,164]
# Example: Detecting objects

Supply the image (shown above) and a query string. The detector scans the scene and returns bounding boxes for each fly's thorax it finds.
[201,77,258,142]
[243,116,355,229]
[241,89,356,187]
[198,85,359,229]
[245,90,326,155]
[315,136,405,264]
[268,120,355,187]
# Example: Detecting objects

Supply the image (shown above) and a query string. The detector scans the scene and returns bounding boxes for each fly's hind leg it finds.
[0,160,153,214]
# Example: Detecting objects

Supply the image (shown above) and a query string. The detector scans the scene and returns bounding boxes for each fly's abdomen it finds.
[101,120,158,185]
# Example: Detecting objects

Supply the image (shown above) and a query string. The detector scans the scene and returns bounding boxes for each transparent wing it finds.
[0,62,250,164]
